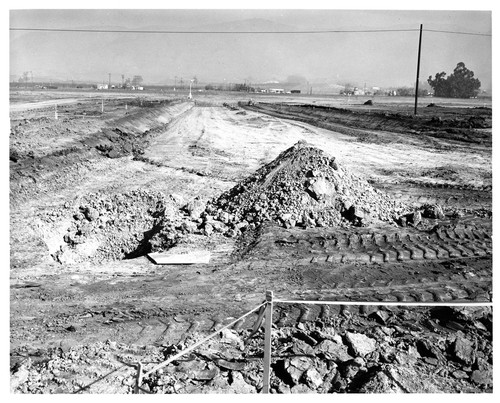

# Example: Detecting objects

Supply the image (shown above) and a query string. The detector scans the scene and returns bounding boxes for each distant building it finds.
[269,88,285,94]
[97,84,108,90]
[290,90,301,94]
[353,87,365,96]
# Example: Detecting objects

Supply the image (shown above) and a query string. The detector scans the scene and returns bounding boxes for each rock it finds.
[353,206,366,219]
[424,357,438,366]
[357,369,405,393]
[307,178,335,201]
[82,207,99,221]
[290,384,313,393]
[220,329,244,350]
[181,220,198,234]
[311,327,342,343]
[280,213,292,222]
[474,356,490,371]
[470,369,492,386]
[453,335,475,365]
[276,383,291,393]
[314,340,352,363]
[352,356,366,367]
[225,228,238,237]
[203,374,230,392]
[107,149,122,159]
[10,149,20,162]
[284,357,313,384]
[242,370,262,389]
[291,339,315,356]
[342,361,361,379]
[303,368,323,389]
[421,204,445,219]
[405,210,422,226]
[219,211,231,224]
[211,221,227,233]
[234,221,248,231]
[368,310,390,325]
[10,366,30,392]
[190,367,219,381]
[230,372,256,393]
[452,370,468,379]
[345,332,377,357]
[184,198,206,219]
[416,339,445,362]
[203,223,214,236]
[175,359,205,374]
[73,212,85,221]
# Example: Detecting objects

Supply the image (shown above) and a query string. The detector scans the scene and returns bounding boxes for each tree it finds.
[427,62,481,98]
[396,87,413,97]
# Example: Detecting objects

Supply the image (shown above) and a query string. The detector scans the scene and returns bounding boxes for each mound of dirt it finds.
[50,190,181,263]
[206,141,410,229]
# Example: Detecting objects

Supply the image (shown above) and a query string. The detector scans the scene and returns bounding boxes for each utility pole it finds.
[122,74,125,88]
[108,73,111,89]
[414,24,423,115]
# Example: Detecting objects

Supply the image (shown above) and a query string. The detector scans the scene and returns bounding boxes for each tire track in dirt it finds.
[266,221,491,266]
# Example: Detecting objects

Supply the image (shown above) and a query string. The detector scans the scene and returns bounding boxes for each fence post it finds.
[134,362,143,394]
[54,104,58,120]
[262,290,273,393]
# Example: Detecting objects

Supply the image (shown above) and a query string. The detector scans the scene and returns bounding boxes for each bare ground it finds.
[9,91,492,393]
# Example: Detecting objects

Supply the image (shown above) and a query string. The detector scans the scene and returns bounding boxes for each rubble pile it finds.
[10,306,492,394]
[261,305,492,393]
[53,190,181,263]
[205,141,410,231]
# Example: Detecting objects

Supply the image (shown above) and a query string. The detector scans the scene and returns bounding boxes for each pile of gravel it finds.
[205,141,410,230]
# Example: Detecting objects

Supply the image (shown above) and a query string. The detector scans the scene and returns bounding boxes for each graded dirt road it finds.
[9,92,492,393]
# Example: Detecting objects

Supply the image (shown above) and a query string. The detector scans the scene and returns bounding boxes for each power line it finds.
[9,27,491,37]
[9,27,419,34]
[424,28,491,37]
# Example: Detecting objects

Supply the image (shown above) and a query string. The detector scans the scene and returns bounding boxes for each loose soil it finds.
[9,90,492,393]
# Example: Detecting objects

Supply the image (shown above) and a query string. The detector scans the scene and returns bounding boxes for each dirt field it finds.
[9,90,492,393]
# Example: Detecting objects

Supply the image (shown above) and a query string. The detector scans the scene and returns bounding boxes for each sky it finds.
[9,9,492,90]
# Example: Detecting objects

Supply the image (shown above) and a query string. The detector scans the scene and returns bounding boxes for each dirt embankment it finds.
[241,102,492,146]
[9,100,193,206]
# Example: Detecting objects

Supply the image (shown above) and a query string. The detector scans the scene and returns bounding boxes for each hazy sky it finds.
[10,9,492,89]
